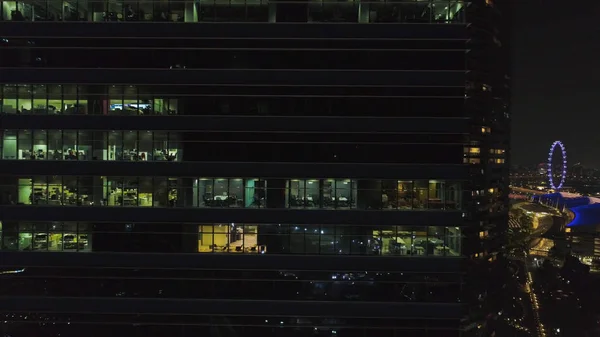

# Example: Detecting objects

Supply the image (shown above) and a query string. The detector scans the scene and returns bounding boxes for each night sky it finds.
[511,0,600,167]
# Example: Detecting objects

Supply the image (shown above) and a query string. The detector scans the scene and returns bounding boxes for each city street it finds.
[506,258,542,337]
[508,202,564,336]
[527,258,590,337]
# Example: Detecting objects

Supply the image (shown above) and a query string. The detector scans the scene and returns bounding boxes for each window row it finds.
[0,176,463,210]
[0,222,463,257]
[0,85,466,117]
[1,130,466,161]
[3,270,461,303]
[2,0,466,24]
[3,323,457,337]
[0,221,91,252]
[7,48,467,71]
[198,223,462,257]
[1,130,181,161]
[0,311,458,328]
[463,158,506,165]
[0,131,465,163]
[0,84,178,115]
[21,265,461,282]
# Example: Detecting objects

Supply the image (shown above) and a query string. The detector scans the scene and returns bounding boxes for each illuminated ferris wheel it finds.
[547,140,567,190]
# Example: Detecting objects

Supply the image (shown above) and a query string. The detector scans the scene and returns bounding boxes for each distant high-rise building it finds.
[539,162,548,176]
[0,1,510,336]
[570,163,584,178]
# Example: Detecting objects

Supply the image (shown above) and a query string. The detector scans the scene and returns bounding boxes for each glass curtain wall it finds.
[198,223,463,256]
[1,222,462,256]
[1,221,91,252]
[0,0,466,23]
[5,176,463,210]
[1,130,182,161]
[0,85,177,115]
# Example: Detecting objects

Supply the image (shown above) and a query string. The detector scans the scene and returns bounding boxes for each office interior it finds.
[0,221,462,256]
[199,223,260,253]
[199,223,462,256]
[0,221,91,252]
[1,85,466,118]
[4,176,463,210]
[1,130,181,161]
[1,129,469,165]
[1,0,466,24]
[0,84,178,115]
[15,176,178,207]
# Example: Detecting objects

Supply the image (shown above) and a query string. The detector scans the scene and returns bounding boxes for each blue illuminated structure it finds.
[533,192,600,227]
[547,141,567,190]
[567,204,600,227]
[535,193,589,209]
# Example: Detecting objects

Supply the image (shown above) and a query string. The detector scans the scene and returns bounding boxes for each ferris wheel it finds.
[547,140,567,190]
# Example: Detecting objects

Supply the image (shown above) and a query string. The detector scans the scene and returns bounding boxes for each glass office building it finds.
[0,1,510,336]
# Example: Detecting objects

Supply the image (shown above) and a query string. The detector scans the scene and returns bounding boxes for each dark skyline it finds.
[511,0,600,167]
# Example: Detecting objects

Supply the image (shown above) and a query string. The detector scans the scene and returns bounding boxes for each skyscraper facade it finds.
[0,1,510,336]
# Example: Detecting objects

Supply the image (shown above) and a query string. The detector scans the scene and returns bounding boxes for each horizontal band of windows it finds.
[1,130,469,156]
[0,323,462,337]
[0,83,467,97]
[0,90,467,100]
[3,38,469,50]
[3,297,465,319]
[2,0,466,24]
[0,67,467,72]
[0,207,466,230]
[165,143,464,163]
[0,322,460,337]
[0,123,467,134]
[3,277,461,303]
[0,176,464,211]
[6,46,469,51]
[1,83,467,89]
[0,160,471,182]
[5,49,467,70]
[0,312,460,329]
[5,139,469,145]
[0,84,467,116]
[3,251,463,275]
[10,264,463,281]
[2,221,463,256]
[0,68,467,86]
[2,130,181,161]
[0,21,468,41]
[1,134,465,163]
[0,99,469,117]
[2,121,469,134]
